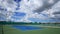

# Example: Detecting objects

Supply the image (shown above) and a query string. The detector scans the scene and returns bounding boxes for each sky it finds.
[0,0,60,23]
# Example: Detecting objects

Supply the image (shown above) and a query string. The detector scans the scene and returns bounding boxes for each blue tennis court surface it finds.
[12,25,43,31]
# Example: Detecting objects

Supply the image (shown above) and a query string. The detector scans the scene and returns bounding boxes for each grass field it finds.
[0,25,2,34]
[2,25,60,34]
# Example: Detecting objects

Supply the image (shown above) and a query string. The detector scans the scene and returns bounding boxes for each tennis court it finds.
[2,25,60,34]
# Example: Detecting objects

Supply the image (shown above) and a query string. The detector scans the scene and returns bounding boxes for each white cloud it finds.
[0,0,60,23]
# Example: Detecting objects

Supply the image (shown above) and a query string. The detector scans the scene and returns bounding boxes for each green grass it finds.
[0,25,2,34]
[3,25,60,34]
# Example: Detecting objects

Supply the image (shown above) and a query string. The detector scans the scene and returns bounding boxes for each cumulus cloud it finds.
[46,1,60,22]
[0,0,60,23]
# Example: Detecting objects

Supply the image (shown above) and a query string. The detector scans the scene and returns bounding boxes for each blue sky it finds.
[28,18,49,23]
